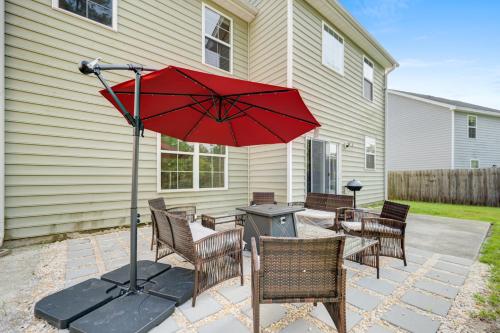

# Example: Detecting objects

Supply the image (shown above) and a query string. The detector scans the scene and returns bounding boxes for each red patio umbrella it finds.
[100,65,320,146]
[79,58,320,294]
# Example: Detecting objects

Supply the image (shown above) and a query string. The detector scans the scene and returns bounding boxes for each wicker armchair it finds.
[251,236,346,333]
[342,201,410,265]
[250,192,277,205]
[148,198,197,250]
[151,209,244,306]
[289,193,353,231]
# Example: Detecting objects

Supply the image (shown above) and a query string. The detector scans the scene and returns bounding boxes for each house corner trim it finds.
[0,0,5,246]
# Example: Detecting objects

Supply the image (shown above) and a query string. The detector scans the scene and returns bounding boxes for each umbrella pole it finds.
[129,69,142,292]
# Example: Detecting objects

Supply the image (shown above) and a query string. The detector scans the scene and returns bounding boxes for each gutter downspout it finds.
[384,64,397,200]
[0,0,7,255]
[286,0,293,203]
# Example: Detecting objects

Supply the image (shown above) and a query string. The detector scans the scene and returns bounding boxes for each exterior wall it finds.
[291,0,387,205]
[454,111,500,169]
[247,0,288,203]
[4,0,250,240]
[387,93,453,170]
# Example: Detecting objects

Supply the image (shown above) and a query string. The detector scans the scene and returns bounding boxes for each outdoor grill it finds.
[345,179,363,208]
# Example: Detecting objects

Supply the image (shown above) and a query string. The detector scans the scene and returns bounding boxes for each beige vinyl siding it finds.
[4,0,249,240]
[292,0,386,204]
[247,0,288,203]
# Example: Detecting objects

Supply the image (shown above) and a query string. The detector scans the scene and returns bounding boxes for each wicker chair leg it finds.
[401,238,407,266]
[240,260,244,286]
[150,224,155,250]
[324,301,346,333]
[192,267,199,307]
[252,299,260,333]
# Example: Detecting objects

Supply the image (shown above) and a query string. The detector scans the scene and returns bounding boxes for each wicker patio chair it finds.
[342,201,410,265]
[251,236,346,333]
[151,209,244,306]
[250,192,277,205]
[289,193,353,231]
[148,198,197,250]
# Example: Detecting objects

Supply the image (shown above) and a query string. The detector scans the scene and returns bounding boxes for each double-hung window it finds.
[159,135,228,191]
[52,0,117,29]
[363,57,374,101]
[365,136,376,169]
[322,22,344,74]
[467,115,477,138]
[202,4,232,72]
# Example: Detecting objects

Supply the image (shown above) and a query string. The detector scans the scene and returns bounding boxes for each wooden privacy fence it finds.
[388,168,500,207]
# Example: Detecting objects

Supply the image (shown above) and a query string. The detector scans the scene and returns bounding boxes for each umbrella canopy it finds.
[100,66,320,146]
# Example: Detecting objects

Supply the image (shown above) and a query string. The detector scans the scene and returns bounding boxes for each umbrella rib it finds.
[224,105,253,121]
[113,91,212,97]
[228,121,238,146]
[225,97,318,125]
[245,113,286,143]
[222,89,293,98]
[172,68,220,97]
[183,105,213,141]
[141,97,212,121]
[223,96,240,119]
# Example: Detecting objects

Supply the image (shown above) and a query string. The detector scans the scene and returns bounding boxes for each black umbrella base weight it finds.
[34,260,195,332]
[69,292,176,333]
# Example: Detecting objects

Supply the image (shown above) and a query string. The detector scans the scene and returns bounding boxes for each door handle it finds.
[280,216,286,224]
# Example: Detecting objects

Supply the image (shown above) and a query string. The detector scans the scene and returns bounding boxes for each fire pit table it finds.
[237,204,305,251]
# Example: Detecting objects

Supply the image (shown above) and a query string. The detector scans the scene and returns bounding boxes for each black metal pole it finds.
[129,70,141,292]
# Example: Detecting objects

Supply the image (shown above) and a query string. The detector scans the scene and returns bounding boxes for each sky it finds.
[340,0,500,109]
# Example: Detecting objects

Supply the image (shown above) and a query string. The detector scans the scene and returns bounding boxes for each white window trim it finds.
[470,159,479,169]
[201,3,233,74]
[156,134,229,193]
[364,136,376,170]
[321,21,344,76]
[51,0,118,31]
[362,55,374,102]
[467,115,477,139]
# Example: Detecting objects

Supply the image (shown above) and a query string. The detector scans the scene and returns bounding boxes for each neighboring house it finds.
[0,0,397,244]
[388,90,500,171]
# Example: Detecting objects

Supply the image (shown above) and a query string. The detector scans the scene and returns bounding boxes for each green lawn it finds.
[393,200,499,320]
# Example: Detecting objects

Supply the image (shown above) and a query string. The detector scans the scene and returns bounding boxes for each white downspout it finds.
[0,0,6,251]
[384,64,397,200]
[286,0,293,203]
[450,108,455,169]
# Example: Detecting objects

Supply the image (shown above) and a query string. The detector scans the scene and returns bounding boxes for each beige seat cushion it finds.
[295,208,336,228]
[341,221,362,232]
[189,222,216,241]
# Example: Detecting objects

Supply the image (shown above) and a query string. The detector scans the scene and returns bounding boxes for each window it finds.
[159,135,227,191]
[470,159,479,169]
[468,115,477,138]
[365,136,376,169]
[363,57,374,101]
[322,22,344,74]
[202,4,232,72]
[52,0,117,29]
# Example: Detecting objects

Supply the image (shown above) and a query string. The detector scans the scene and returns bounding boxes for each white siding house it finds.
[388,90,500,171]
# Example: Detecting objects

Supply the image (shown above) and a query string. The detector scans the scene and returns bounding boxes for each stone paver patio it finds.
[52,223,480,333]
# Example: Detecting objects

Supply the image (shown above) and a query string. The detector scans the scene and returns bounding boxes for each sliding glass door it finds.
[306,138,338,194]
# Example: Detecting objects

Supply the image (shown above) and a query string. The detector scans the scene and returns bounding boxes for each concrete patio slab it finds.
[382,305,440,333]
[366,324,395,333]
[433,261,470,276]
[402,290,452,316]
[405,214,490,260]
[378,268,410,283]
[425,270,466,286]
[356,277,397,295]
[244,304,287,328]
[280,319,324,333]
[178,294,222,322]
[198,315,250,333]
[310,304,362,331]
[347,287,382,311]
[414,279,459,299]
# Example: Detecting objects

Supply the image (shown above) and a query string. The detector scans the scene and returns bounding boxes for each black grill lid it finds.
[346,179,363,191]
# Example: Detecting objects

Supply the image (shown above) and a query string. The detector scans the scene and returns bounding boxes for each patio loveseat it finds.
[289,193,353,231]
[150,208,244,306]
